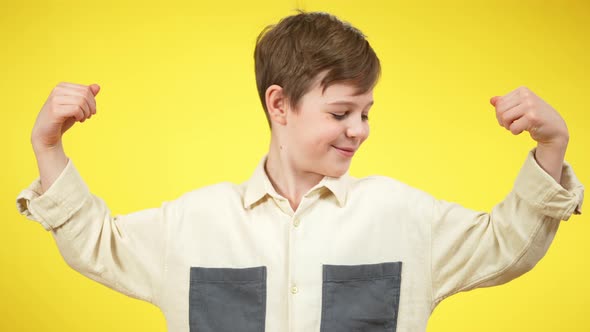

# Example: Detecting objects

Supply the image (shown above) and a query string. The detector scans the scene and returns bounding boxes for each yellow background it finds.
[2,0,588,330]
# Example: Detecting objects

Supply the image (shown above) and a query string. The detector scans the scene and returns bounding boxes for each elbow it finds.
[482,215,560,287]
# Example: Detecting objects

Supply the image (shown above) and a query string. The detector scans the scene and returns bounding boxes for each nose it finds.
[346,115,368,139]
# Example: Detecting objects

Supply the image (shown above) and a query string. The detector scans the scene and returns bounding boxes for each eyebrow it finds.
[326,100,374,109]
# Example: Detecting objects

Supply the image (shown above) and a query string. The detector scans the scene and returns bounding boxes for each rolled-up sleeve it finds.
[430,147,584,308]
[16,158,172,307]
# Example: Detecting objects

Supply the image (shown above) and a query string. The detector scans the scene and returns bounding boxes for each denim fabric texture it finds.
[189,266,267,332]
[320,262,402,332]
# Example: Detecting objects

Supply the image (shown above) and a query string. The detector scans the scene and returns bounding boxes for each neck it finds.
[265,140,324,212]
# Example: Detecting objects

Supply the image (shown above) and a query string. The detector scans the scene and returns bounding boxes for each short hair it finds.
[254,10,381,129]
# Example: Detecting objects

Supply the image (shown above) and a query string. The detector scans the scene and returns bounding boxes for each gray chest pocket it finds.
[320,262,402,332]
[189,266,267,332]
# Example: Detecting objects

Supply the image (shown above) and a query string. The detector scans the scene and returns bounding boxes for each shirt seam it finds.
[154,200,172,307]
[26,196,53,231]
[35,188,76,231]
[517,183,564,220]
[98,268,149,302]
[56,193,150,302]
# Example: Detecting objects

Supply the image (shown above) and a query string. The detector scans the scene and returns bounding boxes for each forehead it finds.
[306,79,374,106]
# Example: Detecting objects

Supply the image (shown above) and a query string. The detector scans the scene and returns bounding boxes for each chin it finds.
[324,166,349,178]
[312,156,351,178]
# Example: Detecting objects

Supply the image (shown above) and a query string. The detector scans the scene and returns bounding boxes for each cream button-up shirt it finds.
[16,147,584,331]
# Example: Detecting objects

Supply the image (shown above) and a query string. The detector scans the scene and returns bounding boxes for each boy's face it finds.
[283,78,373,178]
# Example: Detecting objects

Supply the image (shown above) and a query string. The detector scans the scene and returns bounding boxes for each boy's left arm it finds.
[430,86,584,308]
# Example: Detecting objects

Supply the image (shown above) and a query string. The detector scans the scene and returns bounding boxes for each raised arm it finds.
[16,83,172,306]
[430,146,584,308]
[430,86,585,308]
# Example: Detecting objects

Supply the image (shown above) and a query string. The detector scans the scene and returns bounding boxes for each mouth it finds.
[332,145,356,157]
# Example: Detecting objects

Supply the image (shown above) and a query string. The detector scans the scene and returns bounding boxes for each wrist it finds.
[32,138,63,156]
[537,135,569,151]
[32,142,69,194]
[32,141,68,168]
[534,137,568,185]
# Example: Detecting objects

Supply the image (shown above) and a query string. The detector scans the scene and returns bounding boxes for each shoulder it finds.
[173,181,242,208]
[350,174,418,194]
[350,174,436,206]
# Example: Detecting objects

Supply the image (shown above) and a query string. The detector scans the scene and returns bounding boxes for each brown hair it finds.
[254,10,381,129]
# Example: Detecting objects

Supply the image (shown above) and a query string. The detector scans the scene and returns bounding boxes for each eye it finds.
[330,112,348,120]
[330,112,370,121]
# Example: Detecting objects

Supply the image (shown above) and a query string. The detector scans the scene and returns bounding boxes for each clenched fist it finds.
[31,82,100,153]
[489,86,569,146]
[490,86,570,184]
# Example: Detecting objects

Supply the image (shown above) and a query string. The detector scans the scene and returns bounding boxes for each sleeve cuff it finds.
[16,158,90,231]
[513,147,585,221]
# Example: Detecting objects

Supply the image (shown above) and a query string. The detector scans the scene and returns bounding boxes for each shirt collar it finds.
[243,154,351,209]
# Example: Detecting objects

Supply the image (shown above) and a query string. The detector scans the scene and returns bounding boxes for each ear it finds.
[265,84,288,126]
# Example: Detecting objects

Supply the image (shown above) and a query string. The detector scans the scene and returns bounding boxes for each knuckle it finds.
[528,113,538,124]
[49,96,59,106]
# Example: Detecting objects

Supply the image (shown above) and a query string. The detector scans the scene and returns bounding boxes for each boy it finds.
[16,10,584,332]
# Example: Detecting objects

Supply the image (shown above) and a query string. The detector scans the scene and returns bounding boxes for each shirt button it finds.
[293,218,301,227]
[290,284,298,294]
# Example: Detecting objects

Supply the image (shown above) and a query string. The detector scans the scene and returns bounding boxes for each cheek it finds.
[314,127,341,148]
[292,119,343,154]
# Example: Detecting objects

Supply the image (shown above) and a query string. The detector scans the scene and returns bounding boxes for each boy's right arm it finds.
[17,83,171,306]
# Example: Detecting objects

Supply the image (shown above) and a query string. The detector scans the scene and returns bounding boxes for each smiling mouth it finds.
[333,146,356,152]
[332,146,356,157]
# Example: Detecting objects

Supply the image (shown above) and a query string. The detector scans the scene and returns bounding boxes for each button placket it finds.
[288,210,304,331]
[273,197,294,217]
[289,215,300,296]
